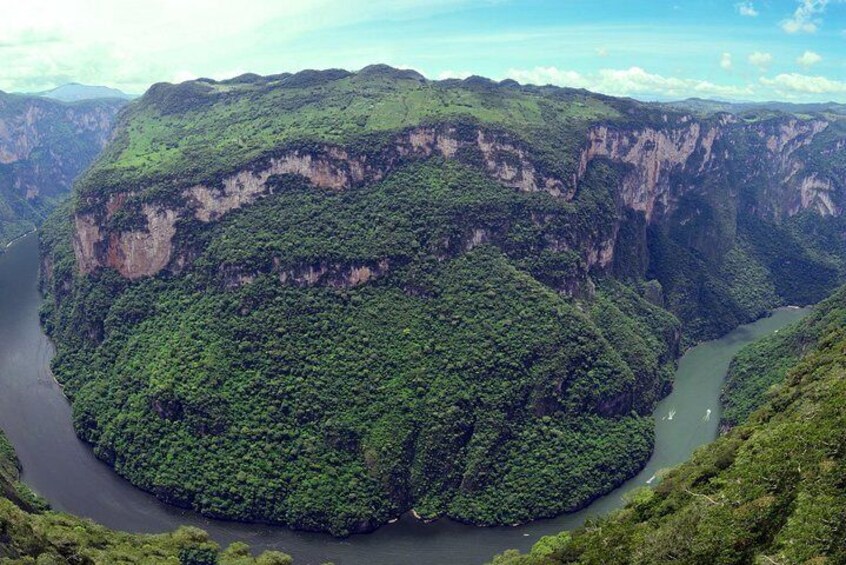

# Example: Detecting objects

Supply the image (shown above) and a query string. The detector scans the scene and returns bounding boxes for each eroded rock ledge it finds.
[74,124,569,279]
[73,117,840,280]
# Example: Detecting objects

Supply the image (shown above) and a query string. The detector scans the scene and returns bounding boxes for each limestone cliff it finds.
[73,113,844,283]
[59,68,845,303]
[74,124,568,278]
[0,93,125,244]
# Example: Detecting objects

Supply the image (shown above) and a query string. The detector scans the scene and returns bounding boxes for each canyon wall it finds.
[72,115,844,283]
[0,93,125,244]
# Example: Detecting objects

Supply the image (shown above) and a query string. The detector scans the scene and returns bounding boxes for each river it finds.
[0,232,810,564]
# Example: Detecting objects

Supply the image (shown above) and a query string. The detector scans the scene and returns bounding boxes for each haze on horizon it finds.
[1,0,845,103]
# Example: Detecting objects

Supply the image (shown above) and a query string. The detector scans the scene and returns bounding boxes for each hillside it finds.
[489,285,846,565]
[0,431,292,564]
[41,65,846,535]
[0,92,125,246]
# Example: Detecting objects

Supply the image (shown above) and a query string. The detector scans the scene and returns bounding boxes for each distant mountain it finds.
[663,97,846,117]
[36,83,135,102]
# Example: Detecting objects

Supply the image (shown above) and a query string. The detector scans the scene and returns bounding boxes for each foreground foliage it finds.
[0,433,293,564]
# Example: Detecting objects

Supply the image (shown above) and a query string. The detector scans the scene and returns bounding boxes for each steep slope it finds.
[41,66,846,535]
[489,286,846,565]
[0,431,292,564]
[719,304,835,429]
[0,91,125,246]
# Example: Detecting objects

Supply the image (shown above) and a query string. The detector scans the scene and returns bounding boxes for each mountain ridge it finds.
[0,91,126,247]
[39,65,846,535]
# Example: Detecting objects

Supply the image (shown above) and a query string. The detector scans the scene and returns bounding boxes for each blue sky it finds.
[1,0,845,101]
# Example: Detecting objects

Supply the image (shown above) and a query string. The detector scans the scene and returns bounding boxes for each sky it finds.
[1,0,845,102]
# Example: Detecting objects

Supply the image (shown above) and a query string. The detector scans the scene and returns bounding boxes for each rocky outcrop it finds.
[761,118,827,164]
[576,117,837,226]
[754,119,837,219]
[577,122,716,221]
[0,93,124,246]
[797,174,838,216]
[184,126,568,223]
[219,258,391,289]
[72,110,844,283]
[0,97,121,197]
[75,124,569,278]
[106,206,178,279]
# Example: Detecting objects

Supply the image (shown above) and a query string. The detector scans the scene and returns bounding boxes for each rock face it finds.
[577,121,716,221]
[74,124,569,278]
[70,97,844,284]
[0,97,121,196]
[0,93,125,243]
[575,117,835,224]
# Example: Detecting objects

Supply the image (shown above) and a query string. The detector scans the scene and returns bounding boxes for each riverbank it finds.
[0,232,810,565]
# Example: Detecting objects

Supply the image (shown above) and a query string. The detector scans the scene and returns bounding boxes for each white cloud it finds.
[720,52,733,70]
[780,0,838,34]
[760,72,846,94]
[504,66,754,100]
[0,0,483,92]
[796,50,823,67]
[736,1,759,16]
[748,51,773,70]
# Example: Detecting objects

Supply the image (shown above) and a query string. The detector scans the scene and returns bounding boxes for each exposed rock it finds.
[72,115,842,282]
[107,206,179,279]
[0,97,121,203]
[576,117,835,228]
[577,122,713,221]
[220,259,391,289]
[75,124,569,278]
[798,174,838,216]
[466,228,490,251]
[277,259,390,288]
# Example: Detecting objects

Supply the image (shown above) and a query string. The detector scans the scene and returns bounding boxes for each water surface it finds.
[0,232,809,564]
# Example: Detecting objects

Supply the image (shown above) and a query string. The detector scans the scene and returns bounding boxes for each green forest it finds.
[0,432,293,564]
[42,160,680,535]
[40,68,846,535]
[489,285,846,565]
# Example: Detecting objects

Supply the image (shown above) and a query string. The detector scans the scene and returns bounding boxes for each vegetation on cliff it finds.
[42,161,677,535]
[488,286,846,565]
[41,67,846,534]
[0,431,293,564]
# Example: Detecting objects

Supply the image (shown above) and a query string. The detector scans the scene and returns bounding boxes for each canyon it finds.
[72,112,842,284]
[0,91,125,246]
[35,67,846,537]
